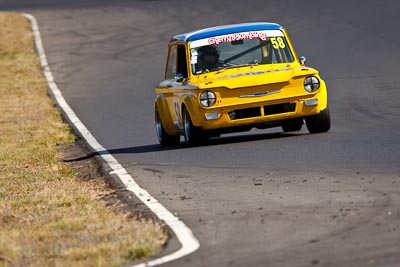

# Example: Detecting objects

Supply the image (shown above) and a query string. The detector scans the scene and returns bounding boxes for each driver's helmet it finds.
[197,45,220,71]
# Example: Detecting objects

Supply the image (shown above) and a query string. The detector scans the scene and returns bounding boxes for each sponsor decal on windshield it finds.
[208,31,268,45]
[190,30,284,49]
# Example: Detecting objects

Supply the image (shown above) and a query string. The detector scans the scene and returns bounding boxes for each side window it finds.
[177,45,188,78]
[165,45,177,80]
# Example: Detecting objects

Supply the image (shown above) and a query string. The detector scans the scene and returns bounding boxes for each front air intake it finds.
[228,107,261,120]
[264,103,296,116]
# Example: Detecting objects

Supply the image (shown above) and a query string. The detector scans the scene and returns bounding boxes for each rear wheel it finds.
[305,107,331,134]
[155,106,180,146]
[183,108,207,146]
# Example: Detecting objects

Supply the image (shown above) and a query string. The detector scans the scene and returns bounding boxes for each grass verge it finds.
[0,13,167,267]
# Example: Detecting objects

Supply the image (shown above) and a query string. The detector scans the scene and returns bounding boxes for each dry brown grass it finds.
[0,13,167,267]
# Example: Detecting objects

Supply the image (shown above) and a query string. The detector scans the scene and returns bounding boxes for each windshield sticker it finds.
[270,37,286,49]
[190,30,284,48]
[208,31,267,45]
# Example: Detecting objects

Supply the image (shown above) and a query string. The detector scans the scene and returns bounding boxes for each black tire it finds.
[155,106,180,146]
[305,107,331,134]
[282,119,303,132]
[183,108,207,146]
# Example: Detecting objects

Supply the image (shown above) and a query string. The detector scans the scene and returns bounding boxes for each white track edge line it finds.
[22,13,200,267]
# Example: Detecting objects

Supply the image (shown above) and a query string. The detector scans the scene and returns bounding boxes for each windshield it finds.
[189,30,294,74]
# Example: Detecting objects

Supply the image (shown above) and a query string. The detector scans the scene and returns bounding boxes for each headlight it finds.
[200,91,216,107]
[304,76,320,92]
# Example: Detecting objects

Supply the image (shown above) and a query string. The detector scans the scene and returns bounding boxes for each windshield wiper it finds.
[218,61,259,72]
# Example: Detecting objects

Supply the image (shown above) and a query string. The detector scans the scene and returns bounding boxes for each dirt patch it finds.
[59,138,162,221]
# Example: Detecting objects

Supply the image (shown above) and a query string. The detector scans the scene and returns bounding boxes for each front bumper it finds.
[194,95,323,131]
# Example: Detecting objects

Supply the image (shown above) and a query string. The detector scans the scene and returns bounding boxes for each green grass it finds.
[0,13,167,267]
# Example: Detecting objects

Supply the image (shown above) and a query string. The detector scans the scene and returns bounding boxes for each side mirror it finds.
[175,73,184,82]
[299,56,306,66]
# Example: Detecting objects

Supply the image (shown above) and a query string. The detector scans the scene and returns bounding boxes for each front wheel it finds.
[155,106,180,146]
[305,107,331,134]
[282,119,303,132]
[183,108,208,146]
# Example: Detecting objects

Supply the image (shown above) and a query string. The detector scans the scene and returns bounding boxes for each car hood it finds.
[190,66,319,90]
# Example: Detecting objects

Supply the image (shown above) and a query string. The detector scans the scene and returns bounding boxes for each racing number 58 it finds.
[270,37,285,49]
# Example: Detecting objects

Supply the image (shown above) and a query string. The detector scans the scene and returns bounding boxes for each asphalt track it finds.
[2,1,400,266]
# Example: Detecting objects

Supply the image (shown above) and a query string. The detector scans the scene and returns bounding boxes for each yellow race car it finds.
[155,22,330,146]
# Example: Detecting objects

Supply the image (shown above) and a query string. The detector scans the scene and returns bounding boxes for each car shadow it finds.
[65,131,305,163]
[207,131,304,146]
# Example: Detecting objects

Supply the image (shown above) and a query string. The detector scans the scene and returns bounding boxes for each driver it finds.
[197,45,220,72]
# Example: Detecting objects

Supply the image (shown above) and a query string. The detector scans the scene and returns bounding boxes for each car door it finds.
[155,43,189,132]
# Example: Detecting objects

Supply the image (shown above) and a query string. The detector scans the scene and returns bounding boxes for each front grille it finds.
[227,103,296,121]
[228,107,261,120]
[264,103,296,116]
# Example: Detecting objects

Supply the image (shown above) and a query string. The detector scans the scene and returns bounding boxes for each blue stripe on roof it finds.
[171,22,283,42]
